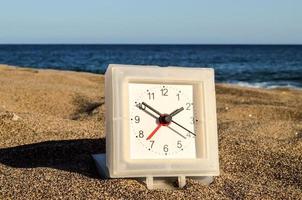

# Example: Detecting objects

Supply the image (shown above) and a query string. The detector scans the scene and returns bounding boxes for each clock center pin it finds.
[158,114,172,126]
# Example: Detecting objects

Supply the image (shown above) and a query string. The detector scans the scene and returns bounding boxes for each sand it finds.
[0,64,301,199]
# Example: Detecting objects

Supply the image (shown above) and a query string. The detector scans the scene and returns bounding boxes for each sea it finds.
[0,45,301,89]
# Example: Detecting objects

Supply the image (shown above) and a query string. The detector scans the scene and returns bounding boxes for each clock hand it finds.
[137,104,158,119]
[147,112,187,140]
[167,126,186,139]
[138,102,190,139]
[141,102,162,116]
[146,124,162,140]
[171,120,196,136]
[169,107,184,117]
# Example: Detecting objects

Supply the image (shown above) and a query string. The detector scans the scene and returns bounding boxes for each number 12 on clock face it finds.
[129,83,198,159]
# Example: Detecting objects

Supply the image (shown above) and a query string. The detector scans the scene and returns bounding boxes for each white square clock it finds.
[93,64,219,189]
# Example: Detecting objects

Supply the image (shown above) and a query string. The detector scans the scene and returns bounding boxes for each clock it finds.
[93,64,219,189]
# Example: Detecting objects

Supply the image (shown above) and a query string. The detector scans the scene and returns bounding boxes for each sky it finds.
[0,0,301,44]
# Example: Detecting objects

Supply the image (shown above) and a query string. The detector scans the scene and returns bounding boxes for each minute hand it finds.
[171,120,196,136]
[141,102,162,116]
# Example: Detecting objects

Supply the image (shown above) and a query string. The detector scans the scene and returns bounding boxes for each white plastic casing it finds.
[105,64,219,178]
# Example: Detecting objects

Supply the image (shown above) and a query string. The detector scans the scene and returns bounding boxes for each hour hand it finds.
[169,107,184,117]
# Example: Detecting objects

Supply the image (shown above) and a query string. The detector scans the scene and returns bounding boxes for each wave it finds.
[225,81,302,90]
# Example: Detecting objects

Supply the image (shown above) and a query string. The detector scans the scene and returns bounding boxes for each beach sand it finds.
[0,64,301,199]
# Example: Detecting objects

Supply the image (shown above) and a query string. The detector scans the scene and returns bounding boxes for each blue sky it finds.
[0,0,301,44]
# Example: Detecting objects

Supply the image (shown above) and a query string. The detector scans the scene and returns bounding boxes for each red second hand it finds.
[146,124,162,140]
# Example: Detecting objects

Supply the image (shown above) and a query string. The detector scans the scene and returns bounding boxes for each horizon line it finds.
[0,43,301,45]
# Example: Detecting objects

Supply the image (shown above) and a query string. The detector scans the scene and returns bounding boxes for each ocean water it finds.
[0,45,301,88]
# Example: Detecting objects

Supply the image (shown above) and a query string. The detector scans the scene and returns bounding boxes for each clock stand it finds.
[92,154,214,190]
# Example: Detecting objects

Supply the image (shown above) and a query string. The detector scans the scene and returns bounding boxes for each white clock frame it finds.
[93,64,219,189]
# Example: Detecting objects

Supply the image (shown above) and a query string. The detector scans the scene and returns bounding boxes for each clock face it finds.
[129,83,197,159]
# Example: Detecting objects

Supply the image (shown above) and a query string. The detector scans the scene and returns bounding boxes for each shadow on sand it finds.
[0,138,105,178]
